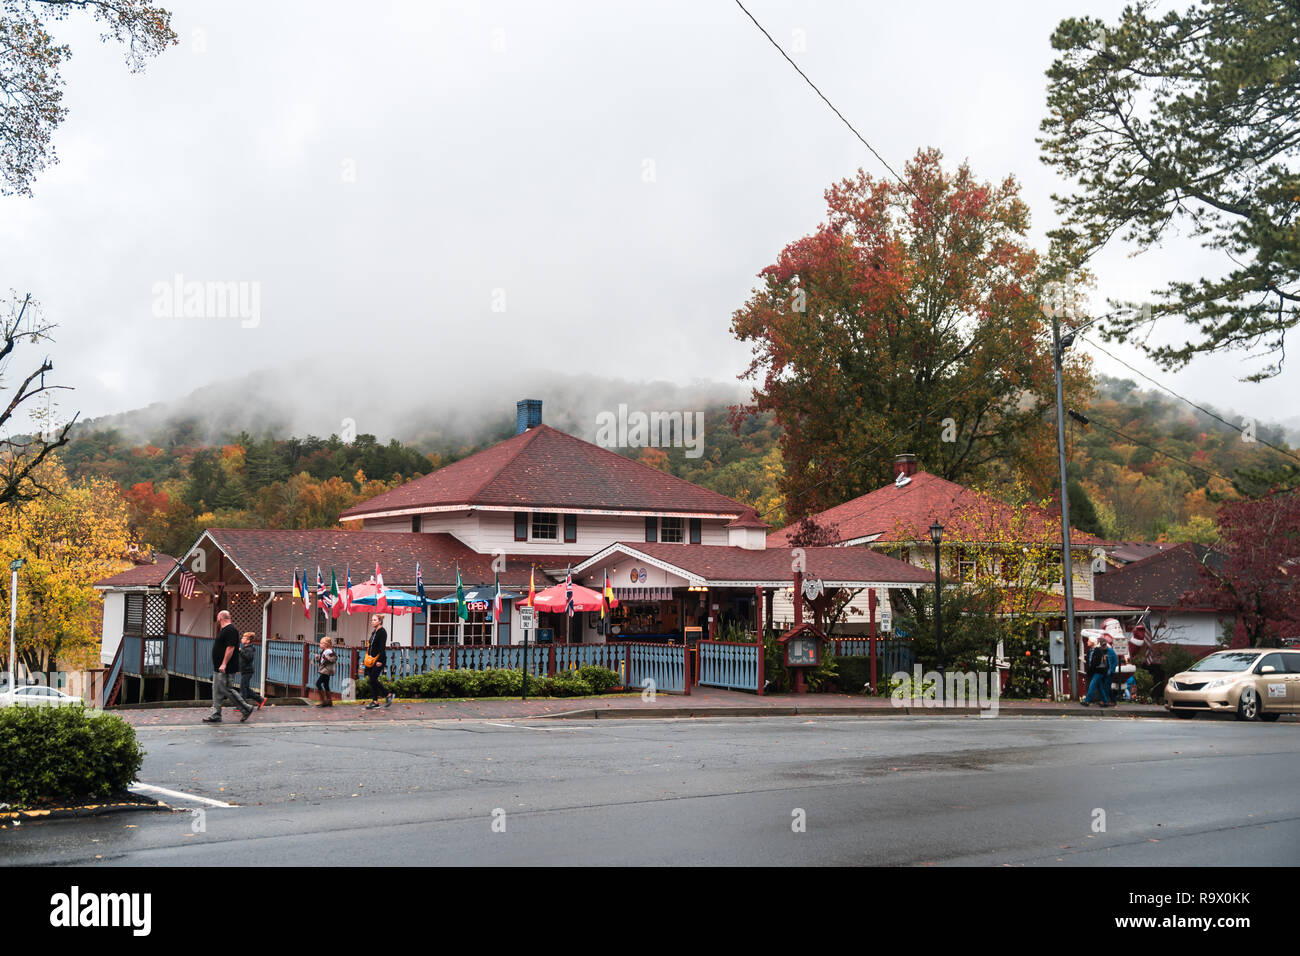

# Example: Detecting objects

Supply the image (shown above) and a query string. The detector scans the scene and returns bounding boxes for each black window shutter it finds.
[645,516,657,542]
[564,514,577,542]
[514,512,528,541]
[411,515,422,533]
[689,518,702,544]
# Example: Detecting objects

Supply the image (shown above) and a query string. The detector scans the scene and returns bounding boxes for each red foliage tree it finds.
[1184,491,1300,647]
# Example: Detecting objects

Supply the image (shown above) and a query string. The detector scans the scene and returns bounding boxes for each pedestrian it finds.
[204,609,253,723]
[315,635,337,707]
[238,632,267,711]
[1125,673,1137,702]
[364,614,394,710]
[1081,637,1110,707]
[1104,638,1119,706]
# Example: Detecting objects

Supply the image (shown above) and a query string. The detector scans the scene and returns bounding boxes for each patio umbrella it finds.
[349,586,425,615]
[530,582,616,613]
[426,588,523,605]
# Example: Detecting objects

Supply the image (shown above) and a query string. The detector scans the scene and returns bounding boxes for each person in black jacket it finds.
[238,632,266,710]
[204,610,253,723]
[1081,638,1112,707]
[365,614,394,710]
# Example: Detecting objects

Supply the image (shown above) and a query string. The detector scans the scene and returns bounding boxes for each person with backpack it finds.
[238,632,267,711]
[364,614,394,710]
[315,635,337,707]
[1081,637,1111,707]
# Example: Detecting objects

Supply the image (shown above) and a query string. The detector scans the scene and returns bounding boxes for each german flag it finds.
[602,569,614,619]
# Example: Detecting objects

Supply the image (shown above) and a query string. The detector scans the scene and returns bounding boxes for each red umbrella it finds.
[530,582,617,613]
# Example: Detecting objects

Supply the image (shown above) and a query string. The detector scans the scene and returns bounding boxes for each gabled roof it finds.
[94,555,176,589]
[768,471,1106,548]
[338,424,747,521]
[1094,542,1226,611]
[726,507,770,530]
[162,529,542,592]
[1105,541,1178,564]
[574,542,933,588]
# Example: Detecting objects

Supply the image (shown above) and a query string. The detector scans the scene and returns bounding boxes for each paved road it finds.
[3,715,1297,866]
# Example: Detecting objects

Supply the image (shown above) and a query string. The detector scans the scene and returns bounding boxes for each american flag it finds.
[178,568,197,599]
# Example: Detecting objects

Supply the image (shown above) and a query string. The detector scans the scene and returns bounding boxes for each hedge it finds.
[0,705,145,809]
[353,665,623,700]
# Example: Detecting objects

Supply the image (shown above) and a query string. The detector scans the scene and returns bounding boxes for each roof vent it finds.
[516,399,542,435]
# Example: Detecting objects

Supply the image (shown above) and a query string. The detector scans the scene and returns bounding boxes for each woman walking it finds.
[315,636,337,707]
[364,614,394,710]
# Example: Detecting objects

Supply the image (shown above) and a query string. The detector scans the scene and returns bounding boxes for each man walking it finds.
[238,632,267,711]
[364,614,394,710]
[204,610,253,723]
[1081,637,1110,707]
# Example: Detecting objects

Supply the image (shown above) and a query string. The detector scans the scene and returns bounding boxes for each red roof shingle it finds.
[1094,542,1226,610]
[94,555,176,589]
[339,425,747,520]
[769,472,1105,548]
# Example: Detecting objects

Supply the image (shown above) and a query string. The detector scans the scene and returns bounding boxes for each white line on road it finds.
[130,782,235,808]
[482,721,597,731]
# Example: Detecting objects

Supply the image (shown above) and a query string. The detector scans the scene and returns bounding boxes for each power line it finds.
[732,0,919,201]
[1080,333,1300,467]
[1077,414,1236,486]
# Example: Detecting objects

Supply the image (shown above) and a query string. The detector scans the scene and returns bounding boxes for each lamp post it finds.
[929,522,944,701]
[8,558,23,693]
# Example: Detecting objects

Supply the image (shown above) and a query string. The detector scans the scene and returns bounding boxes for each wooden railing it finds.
[697,640,763,694]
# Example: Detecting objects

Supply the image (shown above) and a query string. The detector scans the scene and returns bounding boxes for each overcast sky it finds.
[3,0,1296,439]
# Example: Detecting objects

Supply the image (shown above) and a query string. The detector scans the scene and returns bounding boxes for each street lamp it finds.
[929,521,944,701]
[8,558,24,694]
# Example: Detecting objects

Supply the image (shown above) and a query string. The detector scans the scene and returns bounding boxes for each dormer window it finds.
[532,512,558,540]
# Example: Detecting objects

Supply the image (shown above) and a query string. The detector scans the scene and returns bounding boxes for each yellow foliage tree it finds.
[0,457,133,675]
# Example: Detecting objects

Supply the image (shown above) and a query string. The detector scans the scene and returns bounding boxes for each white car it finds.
[0,685,84,707]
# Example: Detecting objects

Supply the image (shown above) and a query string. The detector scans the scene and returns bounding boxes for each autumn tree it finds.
[0,456,132,675]
[1184,490,1300,647]
[1040,0,1300,379]
[731,149,1090,522]
[1,0,176,195]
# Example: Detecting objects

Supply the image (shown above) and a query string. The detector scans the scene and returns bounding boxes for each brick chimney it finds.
[516,399,542,435]
[893,453,918,479]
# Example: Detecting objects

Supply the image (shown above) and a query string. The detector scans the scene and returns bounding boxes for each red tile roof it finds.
[94,555,176,589]
[769,471,1105,548]
[180,530,544,592]
[1094,542,1226,611]
[577,542,933,587]
[339,424,747,520]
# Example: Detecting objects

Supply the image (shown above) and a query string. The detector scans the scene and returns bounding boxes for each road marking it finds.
[482,721,596,731]
[130,782,235,808]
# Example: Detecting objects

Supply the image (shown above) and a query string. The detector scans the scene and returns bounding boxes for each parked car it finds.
[0,685,83,708]
[1165,649,1300,721]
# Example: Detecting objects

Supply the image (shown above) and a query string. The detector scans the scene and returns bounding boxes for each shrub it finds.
[831,656,874,694]
[0,705,145,809]
[546,675,594,697]
[574,666,622,693]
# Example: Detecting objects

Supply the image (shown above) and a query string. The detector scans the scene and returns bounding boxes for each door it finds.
[1255,653,1288,712]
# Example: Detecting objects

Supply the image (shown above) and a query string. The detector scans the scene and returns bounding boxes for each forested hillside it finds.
[58,373,1299,558]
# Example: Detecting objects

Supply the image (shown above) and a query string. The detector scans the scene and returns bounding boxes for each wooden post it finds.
[869,589,878,693]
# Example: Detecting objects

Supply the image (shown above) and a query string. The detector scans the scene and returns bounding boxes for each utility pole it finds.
[1051,310,1079,701]
[8,558,24,692]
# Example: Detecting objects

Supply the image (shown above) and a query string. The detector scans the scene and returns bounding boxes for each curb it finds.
[112,698,310,710]
[544,705,1173,720]
[0,796,170,823]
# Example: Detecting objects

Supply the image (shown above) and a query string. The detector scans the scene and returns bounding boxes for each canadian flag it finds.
[375,562,387,613]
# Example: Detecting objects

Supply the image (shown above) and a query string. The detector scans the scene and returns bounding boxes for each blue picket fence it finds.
[697,640,761,692]
[830,638,915,675]
[626,642,687,694]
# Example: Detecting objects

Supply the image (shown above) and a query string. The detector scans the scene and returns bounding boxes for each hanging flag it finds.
[416,561,426,607]
[344,565,353,615]
[301,569,312,619]
[329,568,343,619]
[493,570,502,622]
[375,562,387,613]
[526,565,535,608]
[455,563,468,622]
[602,568,614,619]
[565,564,574,618]
[178,567,197,599]
[316,565,330,613]
[292,568,302,603]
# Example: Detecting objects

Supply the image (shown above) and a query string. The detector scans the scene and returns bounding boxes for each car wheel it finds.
[1172,710,1198,719]
[1236,687,1260,722]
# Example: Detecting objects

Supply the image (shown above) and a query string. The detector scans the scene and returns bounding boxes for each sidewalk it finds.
[114,687,1178,727]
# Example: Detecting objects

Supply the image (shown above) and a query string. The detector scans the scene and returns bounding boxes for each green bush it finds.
[0,705,145,809]
[356,667,620,699]
[831,656,874,694]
